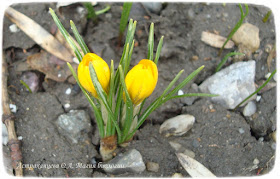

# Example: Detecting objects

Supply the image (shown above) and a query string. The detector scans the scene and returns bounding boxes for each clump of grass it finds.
[234,69,276,110]
[216,52,244,72]
[219,4,249,56]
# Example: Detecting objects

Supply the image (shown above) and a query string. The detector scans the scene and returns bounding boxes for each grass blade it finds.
[118,65,134,143]
[218,4,249,56]
[20,80,32,93]
[216,52,244,72]
[262,10,272,23]
[70,20,90,55]
[166,66,205,98]
[49,8,83,62]
[154,36,164,65]
[148,23,154,60]
[119,2,133,42]
[83,2,97,22]
[162,93,218,103]
[89,62,122,139]
[96,5,111,15]
[67,62,104,138]
[234,69,276,110]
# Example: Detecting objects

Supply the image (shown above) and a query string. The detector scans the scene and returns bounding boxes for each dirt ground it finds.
[2,2,276,177]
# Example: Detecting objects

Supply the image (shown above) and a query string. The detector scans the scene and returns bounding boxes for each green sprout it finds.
[219,4,249,56]
[118,2,132,45]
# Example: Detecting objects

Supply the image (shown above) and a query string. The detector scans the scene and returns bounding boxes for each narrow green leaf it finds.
[167,66,205,98]
[70,20,90,55]
[154,36,164,65]
[67,62,104,138]
[83,2,97,21]
[20,80,32,93]
[148,23,154,60]
[234,69,276,110]
[49,8,83,62]
[96,5,111,15]
[262,10,272,23]
[218,4,249,56]
[162,93,218,103]
[119,2,133,36]
[216,52,244,72]
[118,65,134,143]
[89,62,122,139]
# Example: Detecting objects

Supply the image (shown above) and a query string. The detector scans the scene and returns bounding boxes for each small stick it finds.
[2,53,23,176]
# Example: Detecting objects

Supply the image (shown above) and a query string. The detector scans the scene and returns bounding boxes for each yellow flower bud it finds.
[125,59,158,105]
[78,53,110,98]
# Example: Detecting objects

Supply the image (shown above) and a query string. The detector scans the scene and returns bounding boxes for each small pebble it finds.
[178,90,184,96]
[239,128,245,134]
[64,103,70,108]
[273,73,276,81]
[9,24,20,33]
[146,162,159,172]
[271,143,276,150]
[9,104,17,113]
[65,88,72,95]
[265,72,271,79]
[172,173,183,178]
[256,95,261,102]
[18,136,23,140]
[91,157,97,165]
[253,158,259,165]
[192,139,200,148]
[73,57,79,64]
[58,73,62,78]
[243,101,257,117]
[258,137,264,142]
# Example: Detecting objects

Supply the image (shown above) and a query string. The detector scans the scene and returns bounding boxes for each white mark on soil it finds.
[178,90,184,96]
[65,88,72,95]
[9,104,17,113]
[64,103,70,108]
[9,24,20,33]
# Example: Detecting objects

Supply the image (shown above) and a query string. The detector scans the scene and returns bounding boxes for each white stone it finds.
[64,103,70,108]
[265,72,271,79]
[199,61,256,109]
[160,114,195,137]
[9,104,17,113]
[65,88,71,95]
[178,90,184,96]
[243,101,257,117]
[256,95,261,102]
[9,24,20,33]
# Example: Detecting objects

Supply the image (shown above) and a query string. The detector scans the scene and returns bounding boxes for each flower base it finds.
[100,135,117,161]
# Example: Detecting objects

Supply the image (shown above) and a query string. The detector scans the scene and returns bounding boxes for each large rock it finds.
[199,61,256,109]
[232,23,260,52]
[103,149,146,174]
[55,110,92,144]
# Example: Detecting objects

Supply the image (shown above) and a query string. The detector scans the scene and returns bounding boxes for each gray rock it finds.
[103,149,145,174]
[146,161,159,172]
[249,115,273,137]
[21,71,39,92]
[142,2,162,14]
[243,101,257,116]
[55,110,92,144]
[159,114,195,137]
[199,61,256,109]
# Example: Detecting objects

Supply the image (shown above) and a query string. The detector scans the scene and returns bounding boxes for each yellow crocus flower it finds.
[78,53,110,98]
[125,59,158,105]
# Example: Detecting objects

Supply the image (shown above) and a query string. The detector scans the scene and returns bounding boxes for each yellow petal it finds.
[77,53,110,98]
[125,59,158,105]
